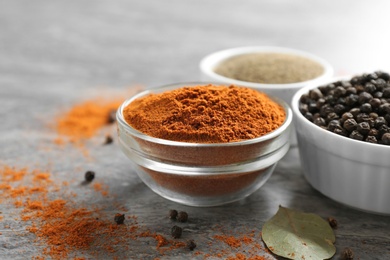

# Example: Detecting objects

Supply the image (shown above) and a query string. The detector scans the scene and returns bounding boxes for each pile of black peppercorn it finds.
[299,71,390,145]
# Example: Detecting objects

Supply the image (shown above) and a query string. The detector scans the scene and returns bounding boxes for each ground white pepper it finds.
[214,53,324,84]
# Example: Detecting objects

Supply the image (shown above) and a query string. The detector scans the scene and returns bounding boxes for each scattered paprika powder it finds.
[55,99,122,142]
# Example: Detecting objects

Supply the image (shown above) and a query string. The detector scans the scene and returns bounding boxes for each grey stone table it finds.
[1,1,389,259]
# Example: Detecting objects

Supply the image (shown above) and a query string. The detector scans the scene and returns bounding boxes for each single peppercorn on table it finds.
[1,1,390,259]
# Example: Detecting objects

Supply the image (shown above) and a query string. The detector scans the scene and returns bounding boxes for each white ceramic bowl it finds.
[200,46,334,104]
[200,46,334,145]
[292,77,390,215]
[117,83,293,207]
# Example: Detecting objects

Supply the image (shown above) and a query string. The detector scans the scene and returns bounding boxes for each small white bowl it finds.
[200,46,334,104]
[292,77,390,215]
[200,46,334,145]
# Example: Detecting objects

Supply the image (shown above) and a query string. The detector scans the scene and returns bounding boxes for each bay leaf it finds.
[262,206,336,260]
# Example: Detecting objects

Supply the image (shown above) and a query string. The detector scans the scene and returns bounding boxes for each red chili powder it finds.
[56,100,122,141]
[54,86,143,146]
[123,85,286,143]
[211,231,272,259]
[93,182,109,196]
[214,235,243,248]
[0,166,195,259]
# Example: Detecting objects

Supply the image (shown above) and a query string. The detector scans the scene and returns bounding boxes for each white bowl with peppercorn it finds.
[292,72,390,215]
[117,83,293,207]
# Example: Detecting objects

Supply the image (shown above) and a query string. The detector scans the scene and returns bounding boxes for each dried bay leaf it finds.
[262,206,336,260]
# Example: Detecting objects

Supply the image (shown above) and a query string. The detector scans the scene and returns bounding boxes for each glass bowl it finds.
[117,83,293,207]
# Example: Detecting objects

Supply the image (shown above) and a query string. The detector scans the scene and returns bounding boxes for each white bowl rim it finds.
[117,82,293,147]
[199,46,334,89]
[291,76,390,151]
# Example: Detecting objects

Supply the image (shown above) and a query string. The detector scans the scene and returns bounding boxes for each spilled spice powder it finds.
[93,182,109,196]
[56,100,123,142]
[53,87,143,146]
[0,165,205,259]
[210,231,272,259]
[214,235,243,248]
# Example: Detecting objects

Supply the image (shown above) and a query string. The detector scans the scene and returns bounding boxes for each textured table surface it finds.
[1,1,390,259]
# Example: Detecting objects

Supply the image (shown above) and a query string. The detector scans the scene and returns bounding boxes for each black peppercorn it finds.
[346,87,357,95]
[357,122,370,135]
[327,120,341,132]
[378,125,390,138]
[345,94,358,106]
[343,119,357,132]
[316,98,326,109]
[85,171,95,182]
[383,88,390,98]
[334,86,347,98]
[367,72,378,80]
[341,247,354,260]
[349,108,361,118]
[299,103,308,114]
[325,94,336,106]
[382,133,390,145]
[374,117,387,128]
[373,91,383,99]
[356,113,370,123]
[319,104,334,117]
[309,88,323,100]
[308,102,318,113]
[300,94,310,104]
[327,217,338,229]
[360,103,372,114]
[177,211,188,222]
[369,98,381,109]
[341,112,354,123]
[366,135,378,143]
[377,71,390,81]
[326,112,339,123]
[369,112,379,120]
[187,240,197,251]
[368,128,379,137]
[358,92,373,104]
[334,128,348,136]
[169,209,178,219]
[364,82,376,93]
[114,213,125,224]
[304,112,314,121]
[171,225,182,239]
[379,103,390,115]
[385,114,390,124]
[312,113,321,121]
[104,135,113,145]
[107,109,117,124]
[334,104,347,115]
[314,117,326,127]
[350,130,364,141]
[374,78,387,90]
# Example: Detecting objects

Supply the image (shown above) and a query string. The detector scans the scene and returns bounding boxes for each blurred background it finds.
[2,0,390,91]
